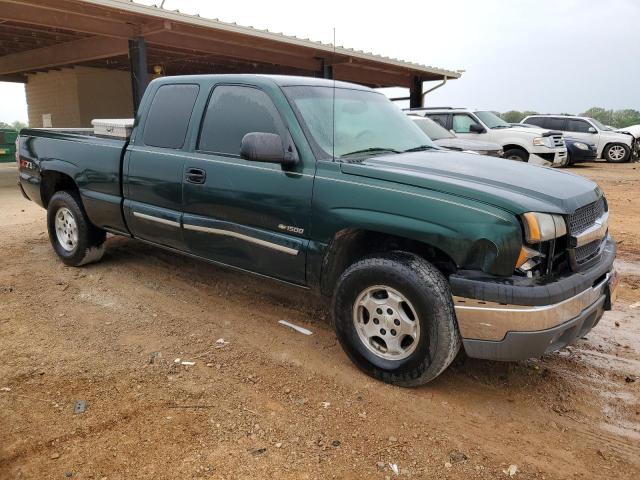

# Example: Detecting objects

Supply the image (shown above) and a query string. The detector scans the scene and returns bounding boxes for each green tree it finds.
[612,109,640,128]
[500,110,524,123]
[581,107,614,126]
[11,120,27,131]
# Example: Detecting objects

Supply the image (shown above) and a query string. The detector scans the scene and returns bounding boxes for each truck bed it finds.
[18,128,129,234]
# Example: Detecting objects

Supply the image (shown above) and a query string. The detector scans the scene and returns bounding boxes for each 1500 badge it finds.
[278,224,304,235]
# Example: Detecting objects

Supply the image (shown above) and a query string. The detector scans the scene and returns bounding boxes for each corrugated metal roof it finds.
[81,0,461,79]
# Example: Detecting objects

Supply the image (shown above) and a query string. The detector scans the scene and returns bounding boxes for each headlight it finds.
[573,142,589,150]
[532,137,547,147]
[522,212,567,242]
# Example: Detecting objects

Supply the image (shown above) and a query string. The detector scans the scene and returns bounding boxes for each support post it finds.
[322,61,333,79]
[129,37,149,114]
[409,75,423,108]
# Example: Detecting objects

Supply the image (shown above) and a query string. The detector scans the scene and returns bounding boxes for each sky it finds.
[1,0,639,124]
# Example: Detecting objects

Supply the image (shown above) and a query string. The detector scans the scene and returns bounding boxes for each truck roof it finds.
[150,74,371,90]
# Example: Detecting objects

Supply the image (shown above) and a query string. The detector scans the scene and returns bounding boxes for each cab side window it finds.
[143,84,199,149]
[452,114,481,133]
[566,119,592,133]
[524,117,545,127]
[545,117,566,131]
[427,114,449,129]
[198,85,283,155]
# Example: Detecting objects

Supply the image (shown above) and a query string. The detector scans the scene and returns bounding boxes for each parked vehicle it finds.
[0,128,18,162]
[521,115,635,163]
[408,107,568,166]
[564,137,597,165]
[409,115,503,157]
[615,124,640,159]
[17,75,617,386]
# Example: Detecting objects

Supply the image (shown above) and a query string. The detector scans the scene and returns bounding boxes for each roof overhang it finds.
[0,0,461,88]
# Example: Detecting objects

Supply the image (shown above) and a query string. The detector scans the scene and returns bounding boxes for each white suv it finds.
[521,115,634,163]
[409,108,568,166]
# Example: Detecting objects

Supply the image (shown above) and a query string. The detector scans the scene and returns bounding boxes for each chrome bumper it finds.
[454,272,613,342]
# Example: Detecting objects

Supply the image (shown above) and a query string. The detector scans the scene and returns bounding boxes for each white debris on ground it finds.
[278,320,313,335]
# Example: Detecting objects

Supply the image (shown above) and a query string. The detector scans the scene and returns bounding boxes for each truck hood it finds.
[616,124,640,139]
[340,150,601,215]
[507,125,551,136]
[434,138,502,152]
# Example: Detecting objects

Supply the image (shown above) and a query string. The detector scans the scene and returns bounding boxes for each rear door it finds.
[181,83,314,285]
[123,83,199,250]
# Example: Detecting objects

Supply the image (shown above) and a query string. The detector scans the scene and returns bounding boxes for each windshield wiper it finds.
[491,125,511,129]
[340,147,401,158]
[403,144,437,153]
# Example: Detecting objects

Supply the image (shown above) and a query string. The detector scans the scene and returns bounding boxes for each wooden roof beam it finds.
[146,31,321,72]
[0,35,129,75]
[0,1,137,38]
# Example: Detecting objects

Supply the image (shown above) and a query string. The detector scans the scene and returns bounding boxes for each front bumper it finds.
[450,237,617,361]
[529,148,568,167]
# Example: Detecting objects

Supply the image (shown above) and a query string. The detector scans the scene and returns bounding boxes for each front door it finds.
[181,84,314,285]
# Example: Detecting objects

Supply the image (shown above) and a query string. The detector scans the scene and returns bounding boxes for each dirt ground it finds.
[1,161,638,480]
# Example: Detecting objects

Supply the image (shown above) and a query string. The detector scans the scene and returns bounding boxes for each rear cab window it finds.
[143,84,200,149]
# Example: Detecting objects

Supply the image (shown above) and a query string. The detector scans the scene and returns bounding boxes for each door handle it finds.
[185,168,206,184]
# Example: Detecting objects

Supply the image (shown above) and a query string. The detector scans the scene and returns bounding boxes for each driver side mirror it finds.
[240,132,298,166]
[588,127,597,134]
[469,123,485,133]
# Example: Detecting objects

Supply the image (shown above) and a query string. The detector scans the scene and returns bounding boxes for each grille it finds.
[550,135,564,148]
[568,198,606,235]
[574,239,602,264]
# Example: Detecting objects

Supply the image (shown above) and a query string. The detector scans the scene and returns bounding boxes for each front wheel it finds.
[604,143,630,163]
[47,191,106,266]
[333,252,461,386]
[503,148,529,162]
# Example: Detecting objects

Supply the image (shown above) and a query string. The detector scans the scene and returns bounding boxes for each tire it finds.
[47,191,106,266]
[504,148,529,162]
[554,151,571,168]
[604,143,630,163]
[333,252,461,386]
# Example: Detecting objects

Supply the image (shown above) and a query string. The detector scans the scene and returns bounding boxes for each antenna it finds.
[332,27,336,161]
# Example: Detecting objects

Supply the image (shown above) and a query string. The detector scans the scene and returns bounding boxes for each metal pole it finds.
[409,76,423,108]
[129,36,149,114]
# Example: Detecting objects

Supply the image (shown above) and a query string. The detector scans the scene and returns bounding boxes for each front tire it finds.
[504,148,529,162]
[604,143,630,163]
[333,252,461,386]
[47,191,106,266]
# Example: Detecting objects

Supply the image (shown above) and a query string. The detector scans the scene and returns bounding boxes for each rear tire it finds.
[47,191,106,266]
[333,252,460,386]
[604,143,630,163]
[504,148,529,162]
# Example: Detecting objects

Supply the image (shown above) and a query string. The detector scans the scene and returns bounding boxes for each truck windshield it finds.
[283,86,435,159]
[475,111,512,129]
[411,116,455,140]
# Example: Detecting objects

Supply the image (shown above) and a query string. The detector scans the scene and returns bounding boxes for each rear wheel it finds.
[47,191,106,266]
[604,143,630,163]
[504,148,529,162]
[333,252,460,386]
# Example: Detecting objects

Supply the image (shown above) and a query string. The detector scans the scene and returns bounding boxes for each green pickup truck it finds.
[17,75,618,386]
